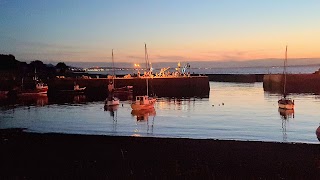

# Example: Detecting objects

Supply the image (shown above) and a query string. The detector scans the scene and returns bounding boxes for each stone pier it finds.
[263,74,320,94]
[48,76,210,98]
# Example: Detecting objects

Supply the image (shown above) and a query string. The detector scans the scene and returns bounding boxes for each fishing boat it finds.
[105,49,120,106]
[73,84,86,92]
[60,84,86,94]
[18,68,48,96]
[18,81,48,96]
[131,44,156,111]
[35,82,48,94]
[278,108,294,120]
[278,46,294,110]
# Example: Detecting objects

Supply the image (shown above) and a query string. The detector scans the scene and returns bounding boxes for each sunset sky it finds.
[1,0,320,64]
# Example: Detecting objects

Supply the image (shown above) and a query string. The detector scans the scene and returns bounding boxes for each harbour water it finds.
[1,82,320,144]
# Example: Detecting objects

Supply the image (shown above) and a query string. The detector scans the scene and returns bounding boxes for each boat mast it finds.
[283,45,287,98]
[112,49,115,86]
[34,68,37,81]
[145,43,149,96]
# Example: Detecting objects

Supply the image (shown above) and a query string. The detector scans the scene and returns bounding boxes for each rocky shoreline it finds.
[1,129,320,179]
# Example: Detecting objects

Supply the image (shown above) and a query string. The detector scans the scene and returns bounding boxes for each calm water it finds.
[1,82,320,144]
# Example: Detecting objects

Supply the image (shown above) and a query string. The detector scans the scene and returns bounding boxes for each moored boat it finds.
[131,95,156,110]
[105,49,120,106]
[278,46,294,110]
[60,84,86,94]
[105,96,120,106]
[278,98,294,110]
[278,107,294,120]
[18,82,48,96]
[17,68,49,96]
[73,84,86,91]
[131,44,156,110]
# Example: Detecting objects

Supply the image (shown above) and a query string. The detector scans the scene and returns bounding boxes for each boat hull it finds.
[104,104,119,111]
[105,99,120,106]
[131,104,154,111]
[131,108,156,117]
[131,101,155,111]
[278,99,294,110]
[18,88,48,96]
[278,103,294,110]
[131,95,156,111]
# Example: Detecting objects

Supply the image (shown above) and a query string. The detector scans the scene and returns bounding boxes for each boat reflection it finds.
[157,97,198,111]
[131,108,156,135]
[104,104,119,132]
[46,94,89,105]
[278,108,294,120]
[278,108,294,142]
[73,95,87,104]
[131,108,156,122]
[104,104,119,117]
[18,94,49,106]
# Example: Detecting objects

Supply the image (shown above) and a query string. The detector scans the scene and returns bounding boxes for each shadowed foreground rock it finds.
[1,129,320,179]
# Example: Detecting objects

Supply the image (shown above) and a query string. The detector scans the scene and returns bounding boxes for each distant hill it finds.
[38,58,320,69]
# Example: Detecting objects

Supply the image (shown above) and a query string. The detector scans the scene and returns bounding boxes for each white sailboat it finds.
[131,44,156,111]
[105,49,120,106]
[278,46,294,110]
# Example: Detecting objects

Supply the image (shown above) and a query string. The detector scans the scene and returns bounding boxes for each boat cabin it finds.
[36,82,48,90]
[135,96,149,105]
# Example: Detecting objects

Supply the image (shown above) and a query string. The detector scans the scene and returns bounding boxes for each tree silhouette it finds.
[56,62,68,73]
[0,54,19,70]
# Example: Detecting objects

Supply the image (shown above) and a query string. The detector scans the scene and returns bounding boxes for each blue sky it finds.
[1,0,320,64]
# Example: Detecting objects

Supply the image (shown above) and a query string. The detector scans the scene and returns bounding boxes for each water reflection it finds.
[278,108,294,142]
[3,82,320,143]
[278,108,294,120]
[47,94,88,105]
[104,105,119,132]
[157,97,199,111]
[131,108,156,122]
[104,105,119,117]
[73,95,87,104]
[0,95,47,111]
[17,95,49,107]
[131,108,156,135]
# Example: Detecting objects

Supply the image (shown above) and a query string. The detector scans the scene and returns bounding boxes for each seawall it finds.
[206,74,264,82]
[263,74,320,94]
[48,76,210,98]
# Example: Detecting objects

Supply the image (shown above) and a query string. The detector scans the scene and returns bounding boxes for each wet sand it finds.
[1,129,320,179]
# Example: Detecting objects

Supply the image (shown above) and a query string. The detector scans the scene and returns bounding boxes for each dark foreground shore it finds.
[1,129,320,179]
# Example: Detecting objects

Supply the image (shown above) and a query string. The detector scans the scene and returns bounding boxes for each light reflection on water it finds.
[1,82,320,144]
